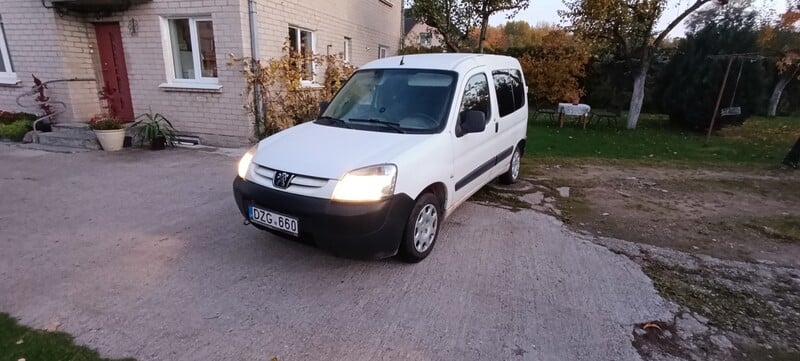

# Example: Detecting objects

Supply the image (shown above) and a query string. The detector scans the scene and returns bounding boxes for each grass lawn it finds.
[0,313,135,361]
[525,113,800,166]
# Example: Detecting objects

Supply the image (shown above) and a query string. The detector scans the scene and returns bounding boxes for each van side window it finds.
[492,69,525,117]
[460,73,491,123]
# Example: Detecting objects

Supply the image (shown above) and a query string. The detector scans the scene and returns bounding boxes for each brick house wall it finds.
[0,2,102,124]
[0,0,402,147]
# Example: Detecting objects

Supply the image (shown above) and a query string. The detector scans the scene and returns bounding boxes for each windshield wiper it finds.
[317,116,352,129]
[348,118,406,133]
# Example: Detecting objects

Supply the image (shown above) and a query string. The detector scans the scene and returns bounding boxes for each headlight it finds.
[237,145,257,179]
[332,164,397,202]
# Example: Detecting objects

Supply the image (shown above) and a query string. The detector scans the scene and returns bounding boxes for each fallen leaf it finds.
[602,212,610,216]
[43,320,62,332]
[616,190,631,198]
[643,323,662,331]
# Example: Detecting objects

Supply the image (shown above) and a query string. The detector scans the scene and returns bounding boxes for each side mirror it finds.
[457,110,486,136]
[318,101,330,118]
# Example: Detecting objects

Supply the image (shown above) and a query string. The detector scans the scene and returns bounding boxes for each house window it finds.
[0,15,18,85]
[419,32,432,47]
[288,26,314,81]
[161,16,218,89]
[343,37,352,63]
[378,45,388,59]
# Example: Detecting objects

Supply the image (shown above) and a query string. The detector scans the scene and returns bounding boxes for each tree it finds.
[657,10,767,131]
[503,20,556,48]
[408,0,529,53]
[760,8,800,116]
[561,0,722,129]
[519,30,591,104]
[470,0,530,53]
[408,0,479,52]
[481,25,509,51]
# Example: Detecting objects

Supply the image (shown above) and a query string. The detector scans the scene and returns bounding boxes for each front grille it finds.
[253,164,329,191]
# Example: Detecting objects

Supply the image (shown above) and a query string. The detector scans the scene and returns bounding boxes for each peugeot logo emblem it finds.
[273,171,295,189]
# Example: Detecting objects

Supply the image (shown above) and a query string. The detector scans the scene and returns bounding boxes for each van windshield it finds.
[318,69,457,134]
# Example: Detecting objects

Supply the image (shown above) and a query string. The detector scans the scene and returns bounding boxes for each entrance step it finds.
[51,123,92,136]
[18,143,92,153]
[34,122,101,150]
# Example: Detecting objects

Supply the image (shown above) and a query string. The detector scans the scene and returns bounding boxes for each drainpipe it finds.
[247,0,264,136]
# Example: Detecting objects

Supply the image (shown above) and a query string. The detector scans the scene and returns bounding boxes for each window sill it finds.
[0,74,21,87]
[300,82,323,89]
[159,82,222,93]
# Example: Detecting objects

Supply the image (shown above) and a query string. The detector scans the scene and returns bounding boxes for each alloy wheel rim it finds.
[413,204,438,253]
[511,150,521,180]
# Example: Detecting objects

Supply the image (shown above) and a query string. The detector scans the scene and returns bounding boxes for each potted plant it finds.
[89,114,125,151]
[130,111,177,150]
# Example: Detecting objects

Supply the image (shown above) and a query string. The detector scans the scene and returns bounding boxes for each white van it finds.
[233,53,528,262]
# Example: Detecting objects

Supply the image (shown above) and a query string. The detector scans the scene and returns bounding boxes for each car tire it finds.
[499,145,522,184]
[399,192,442,263]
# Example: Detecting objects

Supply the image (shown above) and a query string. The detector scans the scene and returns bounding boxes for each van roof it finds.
[360,53,521,73]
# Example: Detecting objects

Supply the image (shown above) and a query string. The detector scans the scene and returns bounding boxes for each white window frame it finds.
[288,25,317,86]
[0,15,19,85]
[343,37,352,63]
[159,16,221,91]
[378,45,388,59]
[419,32,433,47]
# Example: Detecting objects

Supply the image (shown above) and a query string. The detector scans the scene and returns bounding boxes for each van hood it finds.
[252,122,430,180]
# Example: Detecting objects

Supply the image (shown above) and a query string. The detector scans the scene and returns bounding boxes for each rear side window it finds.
[460,73,491,122]
[492,69,525,117]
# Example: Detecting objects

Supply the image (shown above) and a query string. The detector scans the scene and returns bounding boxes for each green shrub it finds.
[0,110,37,125]
[0,119,32,141]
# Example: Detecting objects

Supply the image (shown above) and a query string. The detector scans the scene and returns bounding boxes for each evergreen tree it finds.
[657,10,768,131]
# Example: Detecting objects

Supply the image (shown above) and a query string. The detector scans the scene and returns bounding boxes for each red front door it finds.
[94,22,134,122]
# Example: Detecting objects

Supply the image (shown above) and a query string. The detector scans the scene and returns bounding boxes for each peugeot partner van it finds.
[233,53,528,262]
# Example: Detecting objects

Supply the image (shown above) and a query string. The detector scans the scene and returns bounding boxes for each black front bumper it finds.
[232,177,415,259]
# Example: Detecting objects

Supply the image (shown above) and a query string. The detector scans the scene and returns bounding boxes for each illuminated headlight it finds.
[332,164,397,202]
[237,145,257,179]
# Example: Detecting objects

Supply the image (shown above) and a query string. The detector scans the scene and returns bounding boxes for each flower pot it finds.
[94,129,126,151]
[150,135,166,150]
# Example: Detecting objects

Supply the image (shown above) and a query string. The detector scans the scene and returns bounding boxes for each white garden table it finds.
[557,103,592,129]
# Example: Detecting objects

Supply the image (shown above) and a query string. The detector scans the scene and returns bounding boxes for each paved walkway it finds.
[0,144,673,360]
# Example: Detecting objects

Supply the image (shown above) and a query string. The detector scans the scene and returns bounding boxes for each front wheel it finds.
[499,145,522,184]
[399,193,441,263]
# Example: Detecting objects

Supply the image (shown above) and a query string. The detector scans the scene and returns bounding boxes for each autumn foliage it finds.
[231,44,356,139]
[517,30,591,104]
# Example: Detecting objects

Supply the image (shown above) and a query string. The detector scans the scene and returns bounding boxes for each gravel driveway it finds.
[0,144,673,361]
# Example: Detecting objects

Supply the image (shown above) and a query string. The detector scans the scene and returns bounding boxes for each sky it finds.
[489,0,792,37]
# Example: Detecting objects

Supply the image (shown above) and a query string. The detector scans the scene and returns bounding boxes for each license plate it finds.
[249,205,299,236]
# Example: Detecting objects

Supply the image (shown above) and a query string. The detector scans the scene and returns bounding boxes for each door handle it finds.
[495,122,499,133]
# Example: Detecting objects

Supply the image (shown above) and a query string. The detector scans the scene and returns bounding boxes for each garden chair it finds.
[530,98,557,123]
[590,106,623,127]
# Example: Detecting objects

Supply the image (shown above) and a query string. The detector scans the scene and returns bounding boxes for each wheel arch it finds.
[419,182,447,213]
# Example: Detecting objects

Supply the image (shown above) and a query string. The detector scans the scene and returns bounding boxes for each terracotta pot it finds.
[94,129,125,151]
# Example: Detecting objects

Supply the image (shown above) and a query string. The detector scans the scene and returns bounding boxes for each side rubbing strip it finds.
[496,146,513,162]
[455,146,515,191]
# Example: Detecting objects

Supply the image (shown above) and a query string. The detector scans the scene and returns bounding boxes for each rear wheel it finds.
[399,193,441,263]
[499,145,522,184]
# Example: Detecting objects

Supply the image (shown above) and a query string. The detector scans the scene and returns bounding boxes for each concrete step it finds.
[18,143,92,154]
[37,132,101,150]
[52,123,93,136]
